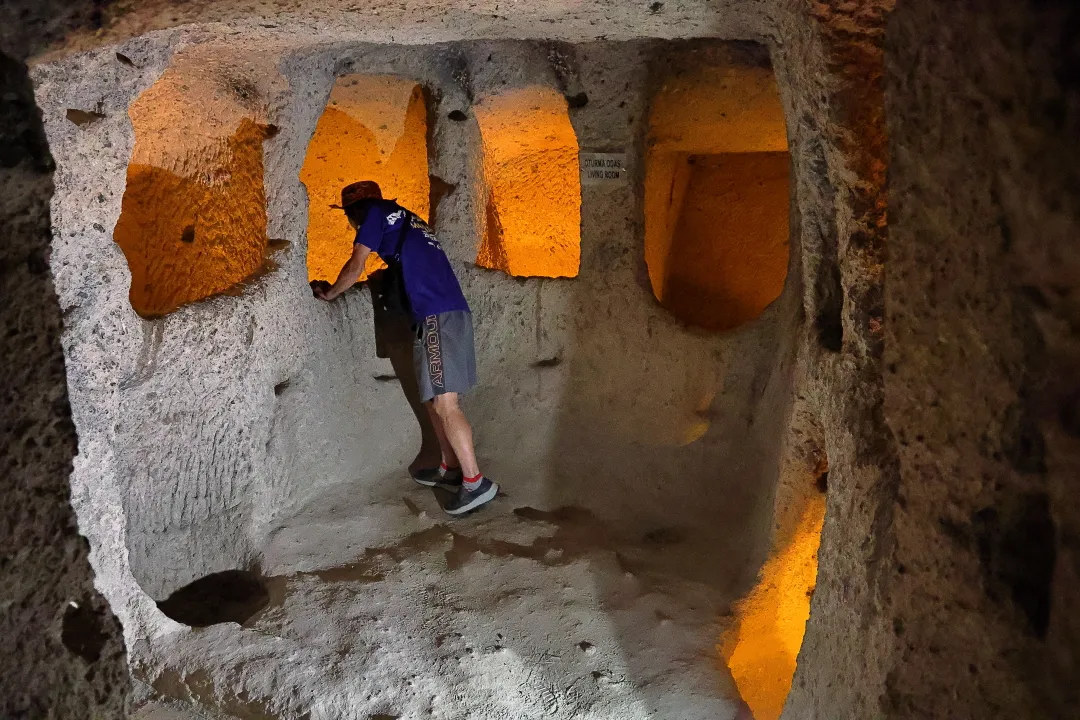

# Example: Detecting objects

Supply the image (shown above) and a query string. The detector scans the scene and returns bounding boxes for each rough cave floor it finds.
[134,475,747,720]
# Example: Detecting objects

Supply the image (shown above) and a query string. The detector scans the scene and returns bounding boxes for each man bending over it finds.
[315,181,498,515]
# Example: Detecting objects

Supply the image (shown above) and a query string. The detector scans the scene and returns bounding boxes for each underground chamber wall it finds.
[19,6,1075,717]
[40,36,818,719]
[636,48,820,720]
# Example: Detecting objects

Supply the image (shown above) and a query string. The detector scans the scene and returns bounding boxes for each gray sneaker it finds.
[411,465,463,491]
[444,477,499,515]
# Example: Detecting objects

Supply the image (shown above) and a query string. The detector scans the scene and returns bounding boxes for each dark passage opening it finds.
[156,570,270,628]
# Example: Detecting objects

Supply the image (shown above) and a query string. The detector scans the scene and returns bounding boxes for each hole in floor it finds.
[156,570,270,628]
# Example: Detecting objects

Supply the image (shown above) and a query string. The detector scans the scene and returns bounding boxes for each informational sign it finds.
[580,152,628,185]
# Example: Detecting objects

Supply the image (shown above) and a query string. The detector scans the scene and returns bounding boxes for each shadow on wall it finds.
[301,74,430,283]
[113,59,277,317]
[473,85,581,278]
[645,65,790,332]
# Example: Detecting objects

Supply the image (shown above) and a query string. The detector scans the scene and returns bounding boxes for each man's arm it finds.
[318,243,371,301]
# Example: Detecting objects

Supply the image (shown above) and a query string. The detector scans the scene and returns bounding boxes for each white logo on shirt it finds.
[409,216,441,248]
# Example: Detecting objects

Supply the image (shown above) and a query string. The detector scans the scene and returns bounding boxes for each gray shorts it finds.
[413,311,477,403]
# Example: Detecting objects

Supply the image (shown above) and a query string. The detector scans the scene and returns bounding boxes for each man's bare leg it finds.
[424,402,460,470]
[387,339,441,474]
[429,391,496,514]
[429,393,480,478]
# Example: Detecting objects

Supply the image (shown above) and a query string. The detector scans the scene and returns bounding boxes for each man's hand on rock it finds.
[310,280,332,301]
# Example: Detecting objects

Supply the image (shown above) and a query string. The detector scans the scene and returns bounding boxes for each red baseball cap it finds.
[330,180,382,209]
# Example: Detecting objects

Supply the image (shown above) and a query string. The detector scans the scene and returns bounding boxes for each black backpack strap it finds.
[391,208,411,260]
[377,207,413,317]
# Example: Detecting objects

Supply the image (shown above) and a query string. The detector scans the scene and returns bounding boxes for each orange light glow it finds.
[664,153,790,331]
[113,55,276,317]
[645,67,790,331]
[300,76,430,282]
[473,86,581,278]
[718,496,826,720]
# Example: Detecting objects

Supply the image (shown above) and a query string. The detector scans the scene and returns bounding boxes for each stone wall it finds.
[773,1,898,716]
[784,0,1080,717]
[881,0,1079,716]
[0,5,131,714]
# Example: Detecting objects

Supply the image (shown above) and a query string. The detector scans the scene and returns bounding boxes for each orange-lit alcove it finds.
[719,491,826,720]
[113,57,273,318]
[645,66,790,331]
[300,75,430,282]
[473,86,581,278]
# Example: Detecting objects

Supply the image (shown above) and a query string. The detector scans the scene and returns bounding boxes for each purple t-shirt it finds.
[353,199,470,321]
